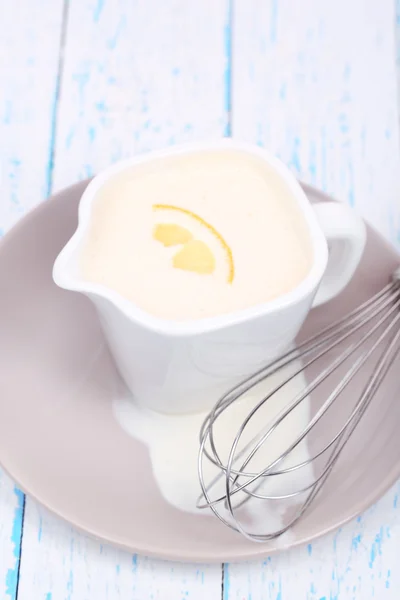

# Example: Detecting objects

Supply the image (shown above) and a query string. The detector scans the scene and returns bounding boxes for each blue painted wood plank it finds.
[0,478,24,600]
[226,0,400,597]
[223,481,400,598]
[16,1,228,597]
[51,0,232,193]
[0,1,65,598]
[232,0,400,249]
[0,1,65,233]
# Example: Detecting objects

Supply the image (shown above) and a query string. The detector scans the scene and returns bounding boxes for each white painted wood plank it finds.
[224,481,400,600]
[17,1,229,598]
[0,0,65,233]
[0,471,24,600]
[396,0,400,131]
[52,0,231,191]
[232,0,400,248]
[0,2,64,599]
[18,503,222,600]
[227,1,400,598]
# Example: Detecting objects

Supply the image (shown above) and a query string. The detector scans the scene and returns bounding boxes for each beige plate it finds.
[0,181,399,563]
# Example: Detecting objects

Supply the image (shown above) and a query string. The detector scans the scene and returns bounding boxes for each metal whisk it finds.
[197,267,400,542]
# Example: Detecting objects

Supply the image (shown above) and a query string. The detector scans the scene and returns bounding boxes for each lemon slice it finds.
[153,223,193,247]
[152,204,234,283]
[173,239,216,274]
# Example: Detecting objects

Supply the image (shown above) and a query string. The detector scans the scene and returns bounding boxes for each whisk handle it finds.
[312,203,366,307]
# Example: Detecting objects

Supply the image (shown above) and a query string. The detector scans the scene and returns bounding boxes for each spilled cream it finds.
[80,150,313,321]
[113,360,313,537]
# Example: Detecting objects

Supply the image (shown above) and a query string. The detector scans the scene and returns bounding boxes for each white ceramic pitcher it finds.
[53,141,366,414]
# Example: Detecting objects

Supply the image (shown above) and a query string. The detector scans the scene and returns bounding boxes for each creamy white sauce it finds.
[81,150,313,321]
[113,360,314,538]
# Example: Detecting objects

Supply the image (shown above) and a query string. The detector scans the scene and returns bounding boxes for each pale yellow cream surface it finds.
[80,150,313,320]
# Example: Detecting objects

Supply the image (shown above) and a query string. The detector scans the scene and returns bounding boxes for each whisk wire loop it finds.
[197,270,400,541]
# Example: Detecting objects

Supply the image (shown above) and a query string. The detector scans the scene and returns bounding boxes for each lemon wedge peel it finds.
[153,204,234,283]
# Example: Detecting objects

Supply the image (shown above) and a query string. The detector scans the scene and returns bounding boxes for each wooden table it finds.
[1,1,400,598]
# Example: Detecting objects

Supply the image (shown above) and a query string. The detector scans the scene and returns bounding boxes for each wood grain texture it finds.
[51,0,231,192]
[225,1,400,597]
[0,2,64,599]
[224,482,400,600]
[0,0,64,233]
[17,502,221,600]
[232,0,400,247]
[0,472,24,600]
[15,0,229,598]
[397,0,400,114]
